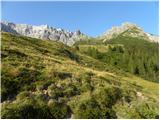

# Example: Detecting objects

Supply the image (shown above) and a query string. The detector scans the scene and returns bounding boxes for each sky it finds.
[1,1,159,36]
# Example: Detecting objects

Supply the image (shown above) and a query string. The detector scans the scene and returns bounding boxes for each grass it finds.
[1,32,159,119]
[78,44,124,53]
[76,34,159,82]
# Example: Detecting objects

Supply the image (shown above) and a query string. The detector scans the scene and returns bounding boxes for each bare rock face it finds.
[102,22,159,43]
[1,21,85,46]
[1,21,19,34]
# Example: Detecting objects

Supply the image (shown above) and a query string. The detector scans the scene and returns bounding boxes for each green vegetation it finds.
[2,96,71,119]
[77,35,158,82]
[1,32,159,119]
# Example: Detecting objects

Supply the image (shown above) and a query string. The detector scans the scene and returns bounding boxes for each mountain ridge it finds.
[1,21,158,46]
[1,20,87,46]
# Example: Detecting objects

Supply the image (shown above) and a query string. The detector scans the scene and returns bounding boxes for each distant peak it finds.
[1,20,86,46]
[74,30,81,35]
[102,22,142,39]
[1,20,15,26]
[121,22,142,31]
[101,22,158,43]
[122,22,137,27]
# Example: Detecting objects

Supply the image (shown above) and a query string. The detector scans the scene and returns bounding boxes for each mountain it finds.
[1,21,87,46]
[74,23,159,83]
[1,21,158,45]
[1,21,159,119]
[101,22,158,43]
[1,32,158,119]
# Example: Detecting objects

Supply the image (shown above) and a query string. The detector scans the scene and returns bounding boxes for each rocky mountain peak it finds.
[102,22,158,43]
[0,21,86,46]
[121,22,139,29]
[102,22,141,39]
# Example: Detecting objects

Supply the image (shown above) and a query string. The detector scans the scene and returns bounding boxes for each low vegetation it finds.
[1,32,159,119]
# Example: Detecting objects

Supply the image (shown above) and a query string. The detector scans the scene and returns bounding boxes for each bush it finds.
[136,103,158,119]
[16,91,31,100]
[49,102,71,118]
[94,87,122,108]
[18,68,41,84]
[1,76,20,101]
[1,67,42,101]
[48,85,64,99]
[1,97,72,119]
[57,49,79,62]
[74,97,117,119]
[63,85,80,97]
[36,80,52,91]
[53,71,72,80]
[80,72,94,92]
[1,99,51,119]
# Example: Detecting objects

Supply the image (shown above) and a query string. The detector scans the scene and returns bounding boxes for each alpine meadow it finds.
[1,1,159,119]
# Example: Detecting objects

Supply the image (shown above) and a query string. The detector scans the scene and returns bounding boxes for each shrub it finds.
[48,85,64,99]
[1,76,20,101]
[53,71,72,80]
[2,97,72,119]
[57,49,79,62]
[36,80,52,91]
[80,72,94,92]
[74,97,117,119]
[63,85,80,97]
[18,68,41,84]
[16,91,31,100]
[1,99,51,119]
[49,102,71,118]
[93,87,122,108]
[136,103,158,119]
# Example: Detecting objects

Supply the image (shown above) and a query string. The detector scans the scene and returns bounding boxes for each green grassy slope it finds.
[76,35,159,82]
[1,32,159,119]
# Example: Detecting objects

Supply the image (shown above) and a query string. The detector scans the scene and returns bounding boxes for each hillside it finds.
[75,24,159,83]
[1,32,159,119]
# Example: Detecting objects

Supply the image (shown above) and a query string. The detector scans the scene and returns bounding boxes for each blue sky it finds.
[1,1,158,36]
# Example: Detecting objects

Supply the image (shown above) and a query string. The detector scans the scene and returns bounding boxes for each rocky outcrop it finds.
[1,21,86,46]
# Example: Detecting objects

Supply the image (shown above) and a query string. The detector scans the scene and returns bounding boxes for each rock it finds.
[47,99,56,106]
[136,91,145,100]
[1,21,85,46]
[136,92,142,97]
[74,30,81,36]
[49,34,60,40]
